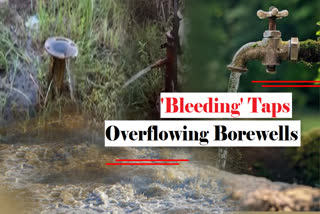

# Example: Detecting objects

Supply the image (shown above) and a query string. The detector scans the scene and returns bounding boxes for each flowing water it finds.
[0,114,238,213]
[227,72,242,93]
[217,72,243,170]
[122,66,153,89]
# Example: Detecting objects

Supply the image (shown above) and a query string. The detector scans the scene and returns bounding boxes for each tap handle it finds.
[257,7,288,19]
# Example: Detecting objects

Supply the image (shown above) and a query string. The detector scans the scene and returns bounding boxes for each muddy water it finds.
[0,114,238,213]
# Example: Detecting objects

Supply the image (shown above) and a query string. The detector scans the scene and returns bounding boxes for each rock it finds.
[220,172,320,211]
[231,190,243,200]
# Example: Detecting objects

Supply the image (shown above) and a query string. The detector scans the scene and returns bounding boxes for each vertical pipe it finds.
[164,0,179,92]
[268,17,277,30]
[165,32,176,92]
[50,57,66,97]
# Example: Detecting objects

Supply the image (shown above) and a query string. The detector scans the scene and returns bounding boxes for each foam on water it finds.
[0,116,238,213]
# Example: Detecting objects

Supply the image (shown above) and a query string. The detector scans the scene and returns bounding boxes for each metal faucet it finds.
[227,6,319,74]
[218,7,320,170]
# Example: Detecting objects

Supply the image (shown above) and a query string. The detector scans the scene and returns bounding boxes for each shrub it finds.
[287,128,320,186]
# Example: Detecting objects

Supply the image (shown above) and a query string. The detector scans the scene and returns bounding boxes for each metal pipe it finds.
[227,39,290,73]
[165,31,178,92]
[227,7,319,74]
[44,37,78,98]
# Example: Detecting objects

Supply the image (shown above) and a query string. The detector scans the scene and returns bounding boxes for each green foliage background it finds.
[185,0,319,114]
[287,129,320,186]
[184,0,319,186]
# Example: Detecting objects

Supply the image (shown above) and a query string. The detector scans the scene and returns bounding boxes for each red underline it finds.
[106,163,180,165]
[253,81,320,83]
[262,85,320,88]
[115,159,189,162]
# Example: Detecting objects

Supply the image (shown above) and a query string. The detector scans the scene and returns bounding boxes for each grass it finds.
[32,0,168,120]
[0,18,31,120]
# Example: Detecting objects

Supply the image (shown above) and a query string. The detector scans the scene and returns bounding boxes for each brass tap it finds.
[258,6,289,73]
[228,6,303,74]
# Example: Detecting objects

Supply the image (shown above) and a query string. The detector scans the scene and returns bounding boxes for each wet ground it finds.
[0,114,238,213]
[0,2,238,212]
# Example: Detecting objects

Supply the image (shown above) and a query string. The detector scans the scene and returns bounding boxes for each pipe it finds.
[228,39,319,73]
[165,31,178,92]
[227,41,265,73]
[44,37,78,98]
[228,7,320,75]
[228,39,293,73]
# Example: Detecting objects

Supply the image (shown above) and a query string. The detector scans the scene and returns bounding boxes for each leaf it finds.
[317,21,320,26]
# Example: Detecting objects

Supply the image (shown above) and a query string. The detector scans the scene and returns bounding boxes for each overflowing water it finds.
[216,72,243,170]
[0,114,238,213]
[227,72,242,93]
[123,66,153,89]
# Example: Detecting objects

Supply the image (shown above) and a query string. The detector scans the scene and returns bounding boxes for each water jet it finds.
[123,0,180,92]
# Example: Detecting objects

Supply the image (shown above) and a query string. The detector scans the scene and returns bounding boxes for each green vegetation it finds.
[186,0,319,113]
[0,18,31,119]
[186,0,319,186]
[34,0,168,120]
[1,0,171,121]
[297,113,320,132]
[286,128,320,186]
[315,21,320,83]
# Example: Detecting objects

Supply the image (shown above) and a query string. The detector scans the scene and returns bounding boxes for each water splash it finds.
[227,72,242,92]
[122,66,153,89]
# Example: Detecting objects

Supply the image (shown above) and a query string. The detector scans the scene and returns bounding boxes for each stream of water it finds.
[123,66,153,89]
[217,72,243,170]
[227,72,242,93]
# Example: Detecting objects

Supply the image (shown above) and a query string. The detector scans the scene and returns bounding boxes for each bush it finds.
[287,128,320,186]
[34,0,170,120]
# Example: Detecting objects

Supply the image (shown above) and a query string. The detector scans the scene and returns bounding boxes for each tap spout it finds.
[228,39,291,73]
[227,41,266,73]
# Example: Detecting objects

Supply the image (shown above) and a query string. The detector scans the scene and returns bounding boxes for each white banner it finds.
[160,93,292,118]
[105,120,300,147]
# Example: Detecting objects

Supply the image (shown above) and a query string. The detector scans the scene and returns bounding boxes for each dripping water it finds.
[227,71,242,92]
